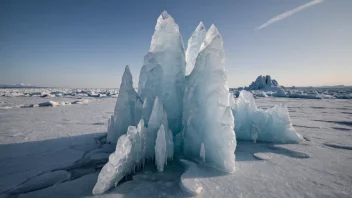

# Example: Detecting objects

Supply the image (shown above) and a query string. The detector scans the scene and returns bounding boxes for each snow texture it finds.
[179,160,203,195]
[235,90,303,143]
[155,125,167,172]
[183,24,237,173]
[1,91,352,197]
[107,66,140,143]
[185,22,207,76]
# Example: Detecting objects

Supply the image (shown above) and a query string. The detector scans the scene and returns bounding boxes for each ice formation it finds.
[234,90,303,143]
[144,97,174,161]
[185,22,207,76]
[200,143,205,162]
[155,125,167,172]
[93,126,140,194]
[95,10,305,195]
[183,24,237,173]
[247,75,280,90]
[146,97,167,159]
[138,10,186,135]
[107,66,141,143]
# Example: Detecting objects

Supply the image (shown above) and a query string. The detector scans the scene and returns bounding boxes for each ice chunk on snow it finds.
[155,125,167,172]
[138,11,185,135]
[93,134,132,194]
[185,22,207,76]
[93,126,144,194]
[107,66,139,143]
[183,25,236,173]
[235,90,303,143]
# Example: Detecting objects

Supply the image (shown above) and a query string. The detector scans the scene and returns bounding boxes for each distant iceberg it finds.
[247,75,280,90]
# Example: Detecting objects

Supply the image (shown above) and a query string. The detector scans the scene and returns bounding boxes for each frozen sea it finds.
[0,94,351,197]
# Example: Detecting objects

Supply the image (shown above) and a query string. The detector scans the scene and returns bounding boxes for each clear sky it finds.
[1,0,351,88]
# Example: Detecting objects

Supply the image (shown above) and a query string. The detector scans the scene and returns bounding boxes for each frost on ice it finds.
[185,22,207,76]
[107,65,141,143]
[155,124,167,172]
[138,10,186,135]
[183,24,237,173]
[234,90,303,143]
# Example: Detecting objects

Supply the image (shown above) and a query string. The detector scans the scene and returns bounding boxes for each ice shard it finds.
[145,97,165,159]
[183,25,236,173]
[138,11,186,135]
[235,90,303,143]
[93,125,147,194]
[155,124,167,172]
[185,22,207,76]
[107,65,139,143]
[200,143,205,162]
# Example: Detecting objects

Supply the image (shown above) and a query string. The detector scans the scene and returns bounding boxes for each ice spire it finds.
[155,124,167,172]
[200,143,205,162]
[183,25,236,173]
[145,97,165,159]
[138,10,185,135]
[185,22,207,76]
[107,65,139,143]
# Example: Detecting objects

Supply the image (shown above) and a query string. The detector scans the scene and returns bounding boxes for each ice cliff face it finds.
[185,22,207,76]
[107,66,141,143]
[183,25,237,173]
[234,90,303,143]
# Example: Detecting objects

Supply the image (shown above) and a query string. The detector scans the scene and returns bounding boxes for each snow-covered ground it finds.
[0,96,351,197]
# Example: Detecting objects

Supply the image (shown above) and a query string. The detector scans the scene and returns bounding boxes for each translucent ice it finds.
[138,11,185,135]
[185,22,207,76]
[93,125,145,194]
[235,90,303,143]
[183,25,236,173]
[93,134,132,194]
[107,66,139,143]
[200,143,205,162]
[145,97,169,159]
[155,125,167,172]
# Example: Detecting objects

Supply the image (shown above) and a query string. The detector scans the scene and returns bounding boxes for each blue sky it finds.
[1,0,351,88]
